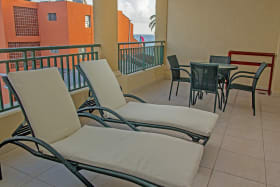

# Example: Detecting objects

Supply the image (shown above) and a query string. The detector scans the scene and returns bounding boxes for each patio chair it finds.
[223,62,268,116]
[77,59,219,145]
[189,62,221,113]
[209,55,231,102]
[167,55,191,100]
[0,68,204,187]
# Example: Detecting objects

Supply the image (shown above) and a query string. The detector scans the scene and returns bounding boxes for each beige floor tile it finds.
[261,104,280,114]
[192,167,211,187]
[208,171,265,187]
[222,135,264,159]
[263,130,280,144]
[200,143,220,169]
[91,174,139,187]
[264,142,280,162]
[262,118,280,132]
[266,160,280,187]
[21,179,52,187]
[38,165,98,187]
[262,111,280,121]
[225,125,263,141]
[229,114,262,127]
[0,164,32,187]
[0,148,56,177]
[215,150,266,183]
[212,120,228,135]
[200,132,223,169]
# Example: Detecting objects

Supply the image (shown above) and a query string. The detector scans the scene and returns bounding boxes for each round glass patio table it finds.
[195,62,238,71]
[215,64,238,71]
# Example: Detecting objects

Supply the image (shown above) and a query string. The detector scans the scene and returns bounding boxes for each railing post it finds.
[90,46,94,60]
[160,41,164,65]
[23,51,28,70]
[31,50,36,69]
[118,44,120,72]
[142,42,146,71]
[0,80,3,110]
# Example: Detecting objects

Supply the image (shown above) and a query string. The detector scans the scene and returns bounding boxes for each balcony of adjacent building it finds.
[0,0,280,187]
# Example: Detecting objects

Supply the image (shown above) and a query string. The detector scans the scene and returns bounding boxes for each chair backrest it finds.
[7,68,81,143]
[190,62,219,93]
[79,59,127,110]
[209,56,231,64]
[252,63,268,89]
[167,55,180,80]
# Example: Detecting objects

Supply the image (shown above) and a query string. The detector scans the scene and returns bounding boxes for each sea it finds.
[134,34,155,46]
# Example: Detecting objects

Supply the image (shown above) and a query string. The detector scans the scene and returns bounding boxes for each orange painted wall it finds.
[118,11,138,43]
[38,2,69,47]
[1,0,39,44]
[67,2,94,45]
[0,0,7,63]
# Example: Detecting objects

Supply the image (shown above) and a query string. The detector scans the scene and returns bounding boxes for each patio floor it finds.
[1,80,280,187]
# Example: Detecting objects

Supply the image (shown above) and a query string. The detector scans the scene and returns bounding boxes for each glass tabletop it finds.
[215,64,238,70]
[193,62,238,71]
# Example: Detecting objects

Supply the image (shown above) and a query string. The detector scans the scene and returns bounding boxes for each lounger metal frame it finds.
[76,65,210,145]
[0,76,161,187]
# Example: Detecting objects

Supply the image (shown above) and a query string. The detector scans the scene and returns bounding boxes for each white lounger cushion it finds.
[110,102,218,137]
[8,68,81,143]
[52,125,203,187]
[80,59,218,137]
[80,59,127,110]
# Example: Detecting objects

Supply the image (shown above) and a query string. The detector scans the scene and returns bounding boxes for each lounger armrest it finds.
[78,112,112,128]
[123,94,146,103]
[77,106,139,131]
[0,136,74,169]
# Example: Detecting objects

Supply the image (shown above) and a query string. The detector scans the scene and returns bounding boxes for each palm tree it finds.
[149,15,156,31]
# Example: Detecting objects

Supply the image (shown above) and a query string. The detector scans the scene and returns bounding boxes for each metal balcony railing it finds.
[118,41,165,75]
[0,44,101,112]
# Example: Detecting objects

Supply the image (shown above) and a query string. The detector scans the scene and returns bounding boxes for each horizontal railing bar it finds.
[0,52,95,64]
[0,44,101,53]
[118,41,165,45]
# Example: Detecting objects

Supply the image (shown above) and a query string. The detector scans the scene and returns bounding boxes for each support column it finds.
[155,0,169,79]
[93,0,118,71]
[272,33,280,95]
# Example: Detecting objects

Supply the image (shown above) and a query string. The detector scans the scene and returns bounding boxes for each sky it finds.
[117,0,156,35]
[32,0,155,35]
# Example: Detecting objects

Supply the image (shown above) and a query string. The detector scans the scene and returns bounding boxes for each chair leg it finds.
[193,91,198,105]
[176,81,180,96]
[252,92,256,116]
[189,88,193,107]
[214,93,217,113]
[168,81,174,101]
[223,89,230,112]
[0,163,3,180]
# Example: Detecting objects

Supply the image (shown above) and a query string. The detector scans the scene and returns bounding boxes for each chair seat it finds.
[51,125,203,187]
[110,102,218,137]
[230,83,253,92]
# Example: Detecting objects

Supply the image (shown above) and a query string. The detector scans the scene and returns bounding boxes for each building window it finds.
[50,49,59,53]
[13,6,39,36]
[85,15,91,28]
[48,13,57,21]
